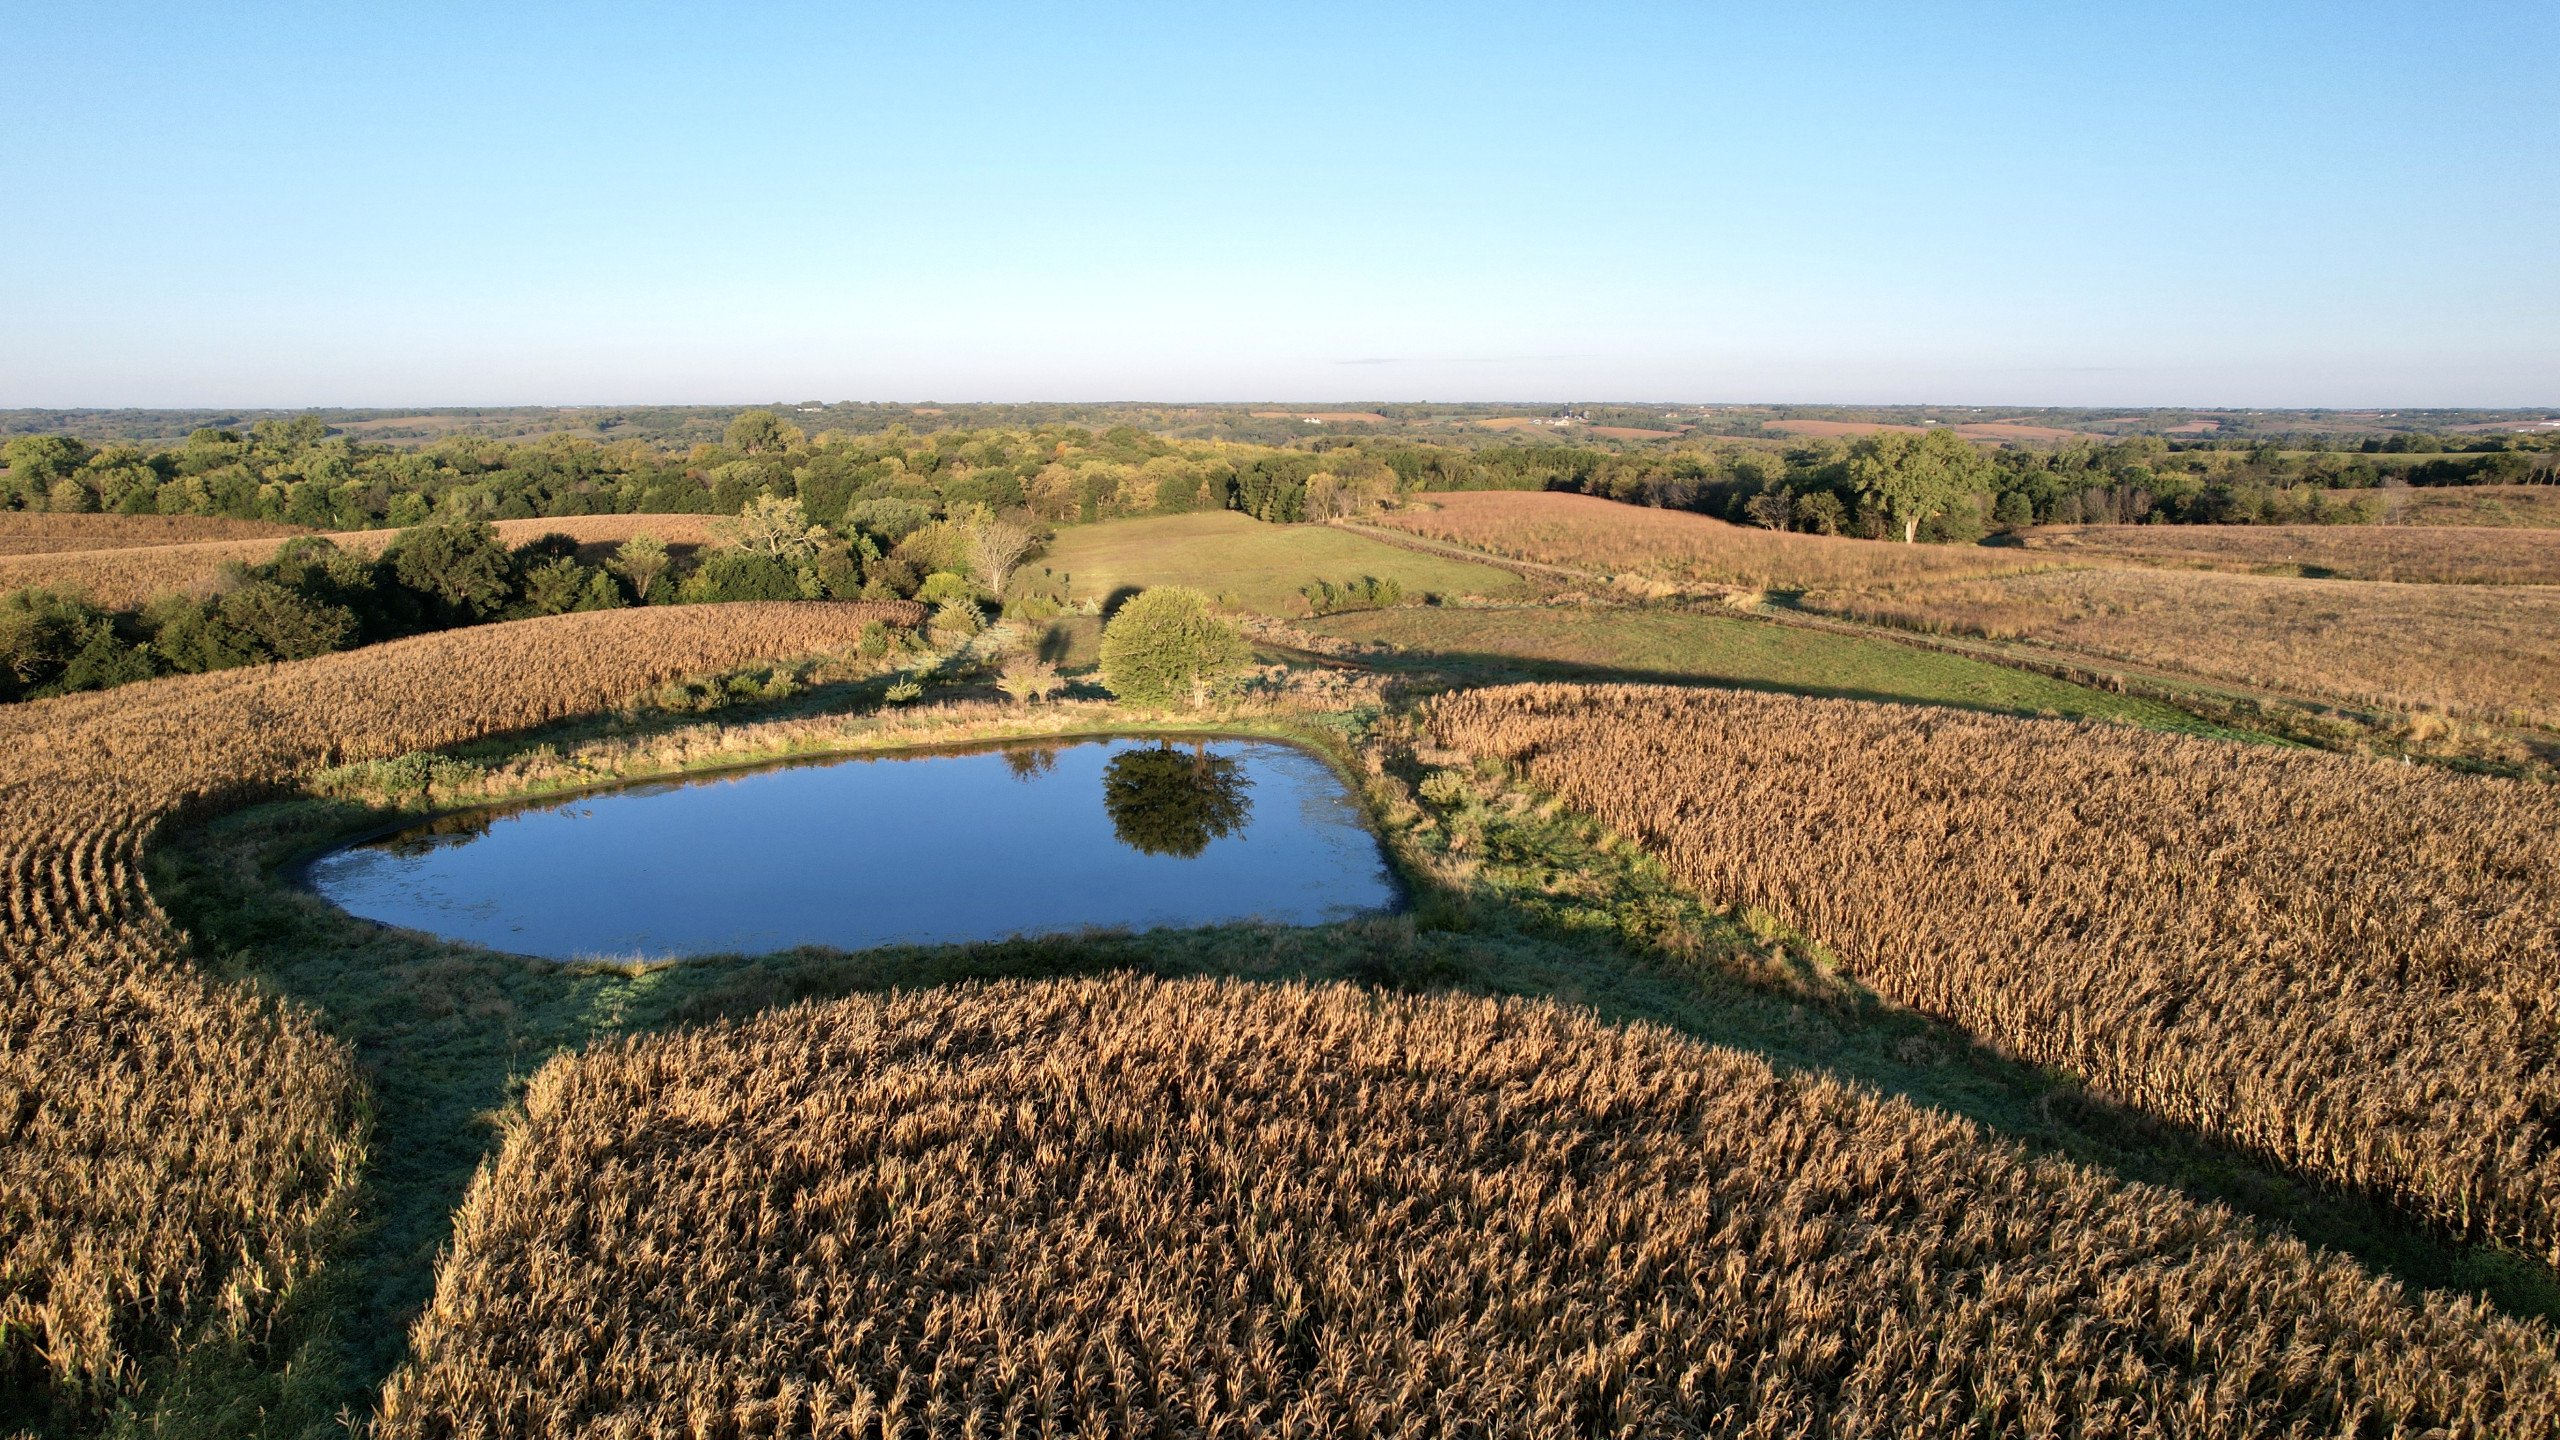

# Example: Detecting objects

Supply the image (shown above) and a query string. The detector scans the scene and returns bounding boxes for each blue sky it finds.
[4,2,2552,407]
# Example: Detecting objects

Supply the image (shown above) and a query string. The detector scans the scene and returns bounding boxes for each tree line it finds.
[0,506,932,705]
[1436,430,2559,539]
[5,409,2552,548]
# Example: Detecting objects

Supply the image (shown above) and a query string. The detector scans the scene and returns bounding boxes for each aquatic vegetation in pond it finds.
[307,737,1400,960]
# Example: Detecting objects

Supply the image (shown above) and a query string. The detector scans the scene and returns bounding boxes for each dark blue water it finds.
[306,737,1402,960]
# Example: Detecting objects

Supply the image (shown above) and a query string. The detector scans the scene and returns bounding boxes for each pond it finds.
[305,736,1403,960]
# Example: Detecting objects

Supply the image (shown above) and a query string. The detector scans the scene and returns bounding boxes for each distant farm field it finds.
[1245,410,1388,423]
[2010,521,2560,584]
[0,514,723,608]
[1764,418,1928,438]
[0,513,312,555]
[1034,511,1525,615]
[1803,567,2560,727]
[1310,604,2202,728]
[1764,418,2090,442]
[1375,490,2042,590]
[1953,420,2089,441]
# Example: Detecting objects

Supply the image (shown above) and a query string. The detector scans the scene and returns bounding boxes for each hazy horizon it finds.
[7,1,2552,409]
[7,399,2555,418]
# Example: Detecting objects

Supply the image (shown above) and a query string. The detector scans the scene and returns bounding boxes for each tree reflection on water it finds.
[1101,743,1253,858]
[1003,744,1062,782]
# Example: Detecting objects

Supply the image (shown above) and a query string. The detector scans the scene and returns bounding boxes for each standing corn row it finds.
[377,976,2560,1437]
[0,600,917,1427]
[1426,683,2560,1264]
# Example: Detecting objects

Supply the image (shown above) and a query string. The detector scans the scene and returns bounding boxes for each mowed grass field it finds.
[2009,521,2560,585]
[1309,604,2212,731]
[1804,567,2560,728]
[1034,510,1526,614]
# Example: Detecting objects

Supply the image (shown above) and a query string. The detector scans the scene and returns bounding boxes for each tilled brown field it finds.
[1426,684,2560,1268]
[377,976,2560,1438]
[0,600,916,1427]
[0,513,724,608]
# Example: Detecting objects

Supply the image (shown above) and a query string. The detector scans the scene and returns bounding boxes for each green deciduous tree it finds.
[1848,428,1993,543]
[1098,586,1249,709]
[149,582,358,672]
[723,409,804,455]
[609,535,672,602]
[0,588,133,701]
[721,494,827,564]
[678,549,800,603]
[385,520,519,624]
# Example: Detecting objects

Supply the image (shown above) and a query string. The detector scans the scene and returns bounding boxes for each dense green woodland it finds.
[4,408,2550,537]
[2,409,2555,703]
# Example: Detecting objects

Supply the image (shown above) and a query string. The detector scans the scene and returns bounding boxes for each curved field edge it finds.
[138,672,2557,1415]
[18,610,2560,1432]
[0,601,918,1434]
[1301,603,2227,735]
[1425,683,2560,1269]
[376,976,2560,1437]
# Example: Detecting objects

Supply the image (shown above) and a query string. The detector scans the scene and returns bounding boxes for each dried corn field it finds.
[1375,490,2043,590]
[377,976,2560,1438]
[0,600,917,1426]
[0,513,725,609]
[2010,521,2560,585]
[1427,684,2560,1268]
[0,512,312,555]
[1799,567,2560,728]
